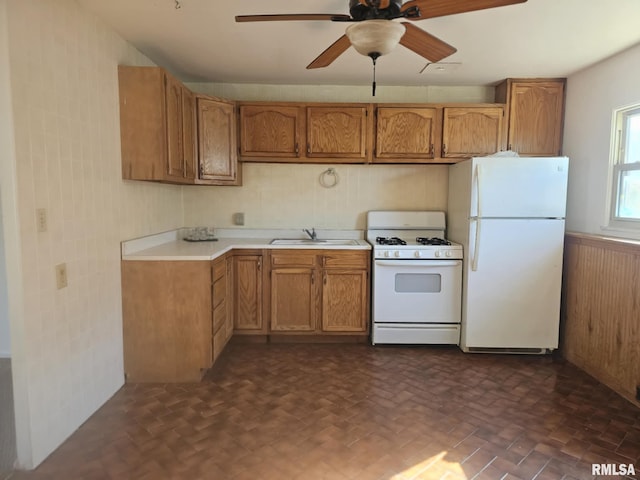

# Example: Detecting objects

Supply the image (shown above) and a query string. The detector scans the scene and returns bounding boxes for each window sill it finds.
[600,224,640,241]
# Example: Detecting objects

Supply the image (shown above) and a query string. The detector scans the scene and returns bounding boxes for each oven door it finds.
[373,259,462,324]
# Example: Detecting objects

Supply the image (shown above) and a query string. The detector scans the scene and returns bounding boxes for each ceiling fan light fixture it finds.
[345,20,406,57]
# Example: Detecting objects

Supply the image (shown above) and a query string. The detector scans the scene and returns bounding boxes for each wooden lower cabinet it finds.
[267,249,370,335]
[212,256,232,362]
[270,268,317,331]
[121,248,369,382]
[322,269,368,332]
[121,260,213,382]
[233,252,265,333]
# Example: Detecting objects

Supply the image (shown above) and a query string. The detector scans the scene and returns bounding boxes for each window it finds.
[610,105,640,228]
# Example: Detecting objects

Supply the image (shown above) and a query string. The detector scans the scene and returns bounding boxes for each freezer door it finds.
[461,218,565,350]
[470,157,569,218]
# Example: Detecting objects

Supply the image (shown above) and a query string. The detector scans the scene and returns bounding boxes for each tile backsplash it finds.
[183,163,449,230]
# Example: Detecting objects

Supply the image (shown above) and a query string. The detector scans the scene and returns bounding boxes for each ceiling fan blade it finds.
[307,35,352,69]
[399,22,457,62]
[235,14,351,22]
[401,0,527,20]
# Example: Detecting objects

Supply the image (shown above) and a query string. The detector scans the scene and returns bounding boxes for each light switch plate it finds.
[233,212,245,226]
[55,263,68,289]
[36,208,47,232]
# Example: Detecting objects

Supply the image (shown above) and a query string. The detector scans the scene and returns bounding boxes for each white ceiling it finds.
[77,0,640,87]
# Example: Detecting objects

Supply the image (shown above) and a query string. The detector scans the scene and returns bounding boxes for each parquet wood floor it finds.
[7,344,640,479]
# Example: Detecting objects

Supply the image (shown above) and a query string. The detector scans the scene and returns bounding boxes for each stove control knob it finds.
[445,250,452,258]
[384,251,390,258]
[414,251,421,258]
[435,250,442,258]
[394,251,400,258]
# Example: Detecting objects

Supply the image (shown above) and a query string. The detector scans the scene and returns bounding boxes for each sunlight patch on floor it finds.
[390,451,467,480]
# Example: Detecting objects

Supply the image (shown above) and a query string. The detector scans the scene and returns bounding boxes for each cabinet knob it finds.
[442,144,447,154]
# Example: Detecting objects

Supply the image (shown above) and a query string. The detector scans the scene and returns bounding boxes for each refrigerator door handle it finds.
[472,165,482,271]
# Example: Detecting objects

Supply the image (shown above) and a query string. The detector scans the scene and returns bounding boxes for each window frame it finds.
[608,105,640,231]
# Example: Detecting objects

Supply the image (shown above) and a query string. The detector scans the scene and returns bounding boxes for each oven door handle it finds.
[375,260,461,267]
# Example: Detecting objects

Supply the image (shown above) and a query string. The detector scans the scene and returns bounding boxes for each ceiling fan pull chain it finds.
[369,52,380,97]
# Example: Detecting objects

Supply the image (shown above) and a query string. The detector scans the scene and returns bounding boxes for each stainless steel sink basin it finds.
[269,239,359,246]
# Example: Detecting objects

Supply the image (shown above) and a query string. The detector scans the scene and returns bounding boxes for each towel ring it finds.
[319,168,339,188]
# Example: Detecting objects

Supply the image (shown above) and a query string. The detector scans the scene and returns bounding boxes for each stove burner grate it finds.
[376,236,407,246]
[416,237,451,246]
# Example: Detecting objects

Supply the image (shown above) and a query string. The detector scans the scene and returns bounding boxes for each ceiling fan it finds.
[236,0,528,69]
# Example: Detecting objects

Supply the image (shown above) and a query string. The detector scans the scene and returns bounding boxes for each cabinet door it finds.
[306,106,369,160]
[442,107,504,158]
[198,98,238,183]
[233,255,263,331]
[182,87,197,180]
[164,73,185,178]
[507,81,565,156]
[321,269,368,332]
[239,104,303,159]
[270,268,317,331]
[374,107,436,162]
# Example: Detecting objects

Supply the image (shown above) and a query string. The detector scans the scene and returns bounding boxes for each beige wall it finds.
[184,163,448,230]
[563,43,640,240]
[187,82,495,104]
[2,0,183,467]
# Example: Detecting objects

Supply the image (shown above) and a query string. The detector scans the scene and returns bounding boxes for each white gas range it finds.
[367,211,463,345]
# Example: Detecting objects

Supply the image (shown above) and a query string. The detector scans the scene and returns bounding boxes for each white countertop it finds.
[122,228,371,261]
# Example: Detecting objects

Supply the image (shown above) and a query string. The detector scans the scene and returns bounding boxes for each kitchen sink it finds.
[269,239,360,246]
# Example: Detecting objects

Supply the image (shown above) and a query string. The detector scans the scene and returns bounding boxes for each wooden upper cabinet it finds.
[442,106,504,158]
[496,79,566,156]
[306,105,370,161]
[197,97,239,185]
[164,75,186,178]
[118,66,195,183]
[374,106,437,162]
[182,88,197,180]
[239,104,303,159]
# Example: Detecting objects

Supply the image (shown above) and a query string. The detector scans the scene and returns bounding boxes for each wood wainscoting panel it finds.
[562,233,640,406]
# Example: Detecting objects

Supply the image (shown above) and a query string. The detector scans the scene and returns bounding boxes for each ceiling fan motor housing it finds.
[349,0,403,21]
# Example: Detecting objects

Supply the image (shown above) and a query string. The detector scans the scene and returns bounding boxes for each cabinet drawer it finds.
[213,325,226,362]
[213,276,226,309]
[225,312,233,341]
[213,299,226,333]
[322,252,369,269]
[271,252,317,267]
[212,259,226,281]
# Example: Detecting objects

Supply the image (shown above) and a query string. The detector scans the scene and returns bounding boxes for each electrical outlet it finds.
[233,212,245,226]
[55,263,68,289]
[36,208,47,232]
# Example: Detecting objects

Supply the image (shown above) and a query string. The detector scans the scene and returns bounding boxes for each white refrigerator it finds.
[447,156,569,353]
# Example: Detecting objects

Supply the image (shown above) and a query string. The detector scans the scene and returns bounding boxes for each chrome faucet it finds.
[303,227,317,241]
